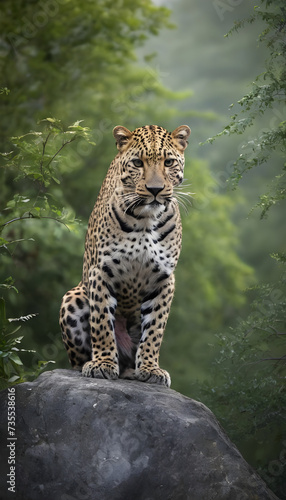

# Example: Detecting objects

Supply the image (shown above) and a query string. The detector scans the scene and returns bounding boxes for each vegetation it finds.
[198,1,286,496]
[206,0,286,217]
[0,118,94,386]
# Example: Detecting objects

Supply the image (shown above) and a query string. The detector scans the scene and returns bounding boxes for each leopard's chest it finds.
[106,230,176,280]
[86,199,181,308]
[100,231,175,313]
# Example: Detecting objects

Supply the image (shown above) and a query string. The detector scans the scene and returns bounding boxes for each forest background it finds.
[0,0,285,497]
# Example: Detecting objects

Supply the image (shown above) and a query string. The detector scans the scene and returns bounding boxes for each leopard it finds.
[59,124,191,387]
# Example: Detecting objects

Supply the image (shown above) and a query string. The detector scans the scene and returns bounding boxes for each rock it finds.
[0,369,280,500]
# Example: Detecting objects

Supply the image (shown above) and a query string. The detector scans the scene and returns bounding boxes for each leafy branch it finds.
[0,117,95,388]
[201,0,286,218]
[0,294,54,387]
[0,118,95,232]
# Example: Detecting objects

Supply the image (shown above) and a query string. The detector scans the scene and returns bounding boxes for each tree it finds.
[206,0,286,217]
[0,118,95,387]
[200,2,286,497]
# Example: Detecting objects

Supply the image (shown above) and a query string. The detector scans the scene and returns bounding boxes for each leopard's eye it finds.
[132,159,143,168]
[164,159,174,167]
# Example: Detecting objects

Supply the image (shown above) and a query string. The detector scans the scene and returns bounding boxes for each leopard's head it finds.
[113,124,191,216]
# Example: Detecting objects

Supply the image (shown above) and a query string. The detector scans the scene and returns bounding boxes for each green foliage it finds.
[195,2,286,496]
[200,253,286,497]
[204,0,286,218]
[0,87,9,95]
[0,118,96,387]
[0,287,54,389]
[1,118,94,231]
[0,0,172,139]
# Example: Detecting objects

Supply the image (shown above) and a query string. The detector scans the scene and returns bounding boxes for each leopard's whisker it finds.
[173,191,194,214]
[123,195,142,214]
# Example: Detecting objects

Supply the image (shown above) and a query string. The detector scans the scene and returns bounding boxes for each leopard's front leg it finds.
[82,267,119,380]
[135,274,175,387]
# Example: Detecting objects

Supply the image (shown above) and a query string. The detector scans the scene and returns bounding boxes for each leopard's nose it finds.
[145,185,165,197]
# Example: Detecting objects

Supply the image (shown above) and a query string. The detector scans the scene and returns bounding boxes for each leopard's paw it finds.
[82,360,119,380]
[135,366,171,387]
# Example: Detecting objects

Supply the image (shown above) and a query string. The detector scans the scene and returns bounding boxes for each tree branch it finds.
[1,213,69,230]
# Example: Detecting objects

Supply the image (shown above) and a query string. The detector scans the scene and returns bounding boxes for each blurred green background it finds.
[0,1,285,497]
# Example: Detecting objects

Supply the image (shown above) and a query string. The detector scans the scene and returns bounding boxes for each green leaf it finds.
[8,375,20,383]
[9,352,23,365]
[0,87,10,95]
[8,326,22,336]
[0,237,10,247]
[51,175,61,185]
[0,151,14,159]
[39,117,64,131]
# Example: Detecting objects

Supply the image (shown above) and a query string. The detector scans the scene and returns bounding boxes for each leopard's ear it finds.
[171,125,191,151]
[113,126,132,151]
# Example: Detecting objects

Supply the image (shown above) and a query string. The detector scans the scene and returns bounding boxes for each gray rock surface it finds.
[0,369,280,500]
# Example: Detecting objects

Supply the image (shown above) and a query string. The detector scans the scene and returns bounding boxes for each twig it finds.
[44,136,77,170]
[258,356,286,362]
[237,355,286,371]
[1,213,69,230]
[40,131,51,173]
